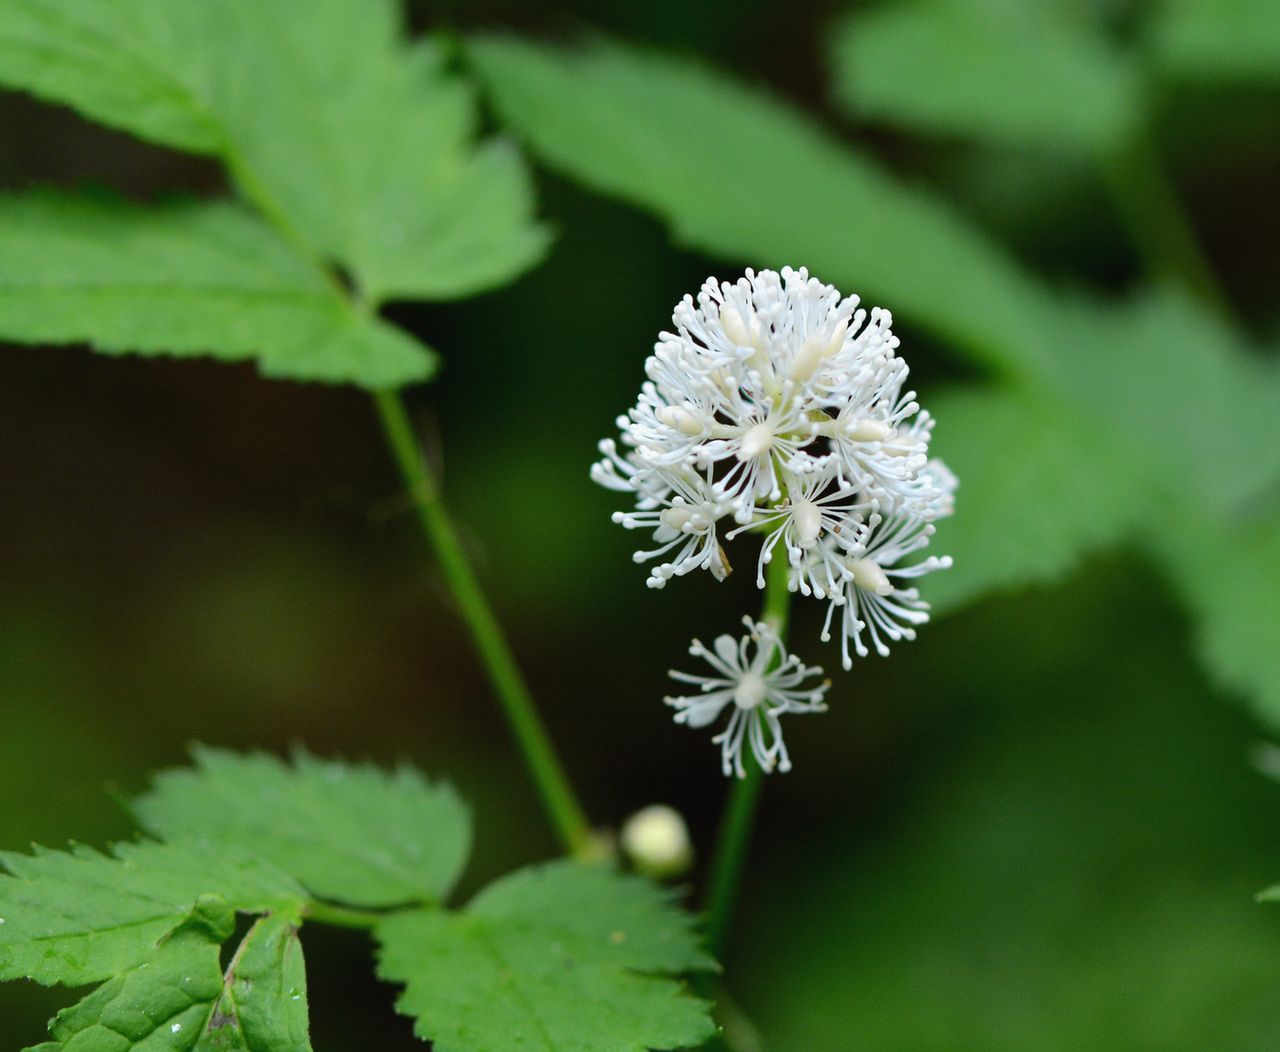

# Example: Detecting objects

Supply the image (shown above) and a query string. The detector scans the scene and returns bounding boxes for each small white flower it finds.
[817,514,954,668]
[726,463,873,588]
[593,267,955,670]
[666,617,829,778]
[611,465,729,588]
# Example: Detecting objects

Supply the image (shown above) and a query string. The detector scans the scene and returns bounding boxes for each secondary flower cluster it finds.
[666,616,828,777]
[593,267,955,773]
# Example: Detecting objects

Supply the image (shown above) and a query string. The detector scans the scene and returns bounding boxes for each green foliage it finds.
[468,34,1280,724]
[1153,0,1280,83]
[925,386,1152,612]
[29,901,312,1052]
[376,861,717,1052]
[134,747,471,909]
[197,914,312,1052]
[829,1,1143,154]
[1,750,714,1049]
[1155,509,1280,727]
[741,575,1280,1050]
[0,0,549,386]
[467,34,1056,382]
[0,192,432,387]
[0,841,303,987]
[1045,290,1280,517]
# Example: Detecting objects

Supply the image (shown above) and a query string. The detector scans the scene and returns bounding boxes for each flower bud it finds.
[620,804,693,879]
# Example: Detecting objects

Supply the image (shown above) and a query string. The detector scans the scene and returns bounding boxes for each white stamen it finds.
[848,558,893,596]
[738,423,774,461]
[845,419,893,442]
[793,499,822,546]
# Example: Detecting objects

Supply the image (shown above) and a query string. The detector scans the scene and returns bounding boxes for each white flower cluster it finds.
[593,267,956,672]
[667,617,828,778]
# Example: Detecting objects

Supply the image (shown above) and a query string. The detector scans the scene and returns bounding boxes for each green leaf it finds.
[0,0,549,304]
[134,747,471,909]
[1153,0,1280,83]
[0,840,305,987]
[829,1,1143,154]
[0,191,433,387]
[31,902,312,1052]
[197,915,312,1052]
[376,861,716,1052]
[467,34,1058,382]
[1043,288,1280,517]
[1152,507,1280,728]
[0,1,222,155]
[926,386,1153,612]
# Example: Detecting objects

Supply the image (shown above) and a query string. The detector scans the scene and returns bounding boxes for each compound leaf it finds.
[134,747,471,909]
[0,840,304,988]
[0,191,433,387]
[376,861,716,1052]
[0,0,549,305]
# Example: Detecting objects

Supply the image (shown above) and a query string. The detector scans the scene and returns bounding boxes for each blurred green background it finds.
[2,0,1278,1048]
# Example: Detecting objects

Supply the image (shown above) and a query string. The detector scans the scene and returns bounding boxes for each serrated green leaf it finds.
[197,915,312,1052]
[828,1,1143,154]
[134,747,471,909]
[376,861,716,1052]
[0,1,222,155]
[0,0,550,304]
[1152,508,1280,727]
[31,897,230,1052]
[30,904,312,1052]
[1153,0,1280,83]
[926,386,1153,612]
[467,34,1057,382]
[0,840,305,987]
[0,192,433,387]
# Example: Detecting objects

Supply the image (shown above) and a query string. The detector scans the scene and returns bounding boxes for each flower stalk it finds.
[371,388,593,859]
[701,551,793,959]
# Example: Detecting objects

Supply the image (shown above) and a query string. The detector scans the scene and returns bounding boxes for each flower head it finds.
[595,267,956,671]
[666,617,829,778]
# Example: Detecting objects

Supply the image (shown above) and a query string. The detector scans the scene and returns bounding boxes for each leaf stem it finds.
[302,901,382,930]
[701,553,792,960]
[1098,128,1231,316]
[370,388,594,859]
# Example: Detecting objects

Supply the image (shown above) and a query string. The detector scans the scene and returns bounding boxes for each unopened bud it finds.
[720,305,759,349]
[844,418,892,443]
[738,423,775,461]
[660,506,694,531]
[849,557,893,596]
[791,319,847,383]
[792,499,822,546]
[620,804,693,880]
[656,404,704,436]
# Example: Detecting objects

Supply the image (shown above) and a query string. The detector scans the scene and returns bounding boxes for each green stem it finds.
[701,553,792,960]
[303,901,382,930]
[371,388,594,859]
[1098,129,1232,316]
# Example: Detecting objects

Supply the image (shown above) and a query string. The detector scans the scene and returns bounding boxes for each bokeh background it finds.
[2,1,1279,1048]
